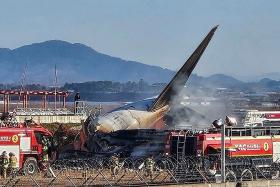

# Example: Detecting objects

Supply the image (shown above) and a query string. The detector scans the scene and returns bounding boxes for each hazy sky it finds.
[0,0,279,78]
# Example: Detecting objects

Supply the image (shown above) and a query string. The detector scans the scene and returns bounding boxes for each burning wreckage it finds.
[62,26,219,158]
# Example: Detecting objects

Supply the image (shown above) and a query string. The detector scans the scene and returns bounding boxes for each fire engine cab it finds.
[0,124,54,175]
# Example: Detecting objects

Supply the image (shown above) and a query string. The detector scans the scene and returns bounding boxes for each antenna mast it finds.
[20,63,28,91]
[54,65,58,110]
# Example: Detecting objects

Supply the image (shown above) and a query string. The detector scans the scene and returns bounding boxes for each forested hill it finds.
[0,40,174,84]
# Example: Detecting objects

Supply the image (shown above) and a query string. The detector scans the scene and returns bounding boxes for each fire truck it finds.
[0,124,54,175]
[165,125,280,179]
[243,110,280,127]
[196,127,280,159]
[167,126,280,159]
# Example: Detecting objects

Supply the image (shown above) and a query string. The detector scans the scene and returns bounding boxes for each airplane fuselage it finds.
[86,98,169,134]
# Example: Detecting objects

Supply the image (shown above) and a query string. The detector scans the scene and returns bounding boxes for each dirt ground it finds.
[0,169,172,186]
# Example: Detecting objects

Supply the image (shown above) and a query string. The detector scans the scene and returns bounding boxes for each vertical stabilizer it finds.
[149,26,218,111]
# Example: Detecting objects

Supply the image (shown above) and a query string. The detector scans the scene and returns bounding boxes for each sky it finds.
[0,0,279,80]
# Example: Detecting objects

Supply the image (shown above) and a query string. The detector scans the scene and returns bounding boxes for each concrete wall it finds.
[167,180,280,187]
[15,114,87,124]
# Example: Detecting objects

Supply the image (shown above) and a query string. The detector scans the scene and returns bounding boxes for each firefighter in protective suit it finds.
[41,137,56,178]
[42,139,49,163]
[42,137,49,172]
[110,154,120,178]
[1,151,9,178]
[145,155,155,180]
[8,152,17,178]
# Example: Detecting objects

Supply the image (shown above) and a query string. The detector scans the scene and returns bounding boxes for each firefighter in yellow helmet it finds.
[145,155,155,180]
[41,136,49,172]
[42,139,49,163]
[8,152,17,178]
[41,136,56,178]
[110,153,120,178]
[1,151,9,178]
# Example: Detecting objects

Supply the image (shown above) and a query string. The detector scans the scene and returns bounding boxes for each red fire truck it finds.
[197,127,279,158]
[165,126,280,178]
[167,126,280,158]
[243,110,280,127]
[0,124,54,175]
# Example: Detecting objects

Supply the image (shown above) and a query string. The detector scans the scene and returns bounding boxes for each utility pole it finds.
[20,63,27,110]
[221,123,226,183]
[20,63,27,92]
[54,65,58,110]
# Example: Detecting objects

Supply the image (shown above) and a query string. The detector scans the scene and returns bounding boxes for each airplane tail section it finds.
[148,26,218,111]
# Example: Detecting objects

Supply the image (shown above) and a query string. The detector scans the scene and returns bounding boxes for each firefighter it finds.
[42,137,49,162]
[41,136,49,173]
[145,155,155,180]
[24,116,34,127]
[8,152,17,178]
[208,161,217,176]
[110,153,119,178]
[41,137,56,178]
[1,151,9,178]
[74,92,81,114]
[9,111,18,127]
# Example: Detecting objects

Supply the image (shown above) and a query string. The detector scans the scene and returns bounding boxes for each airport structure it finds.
[0,90,87,124]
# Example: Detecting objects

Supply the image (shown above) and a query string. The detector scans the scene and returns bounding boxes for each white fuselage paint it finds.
[89,98,169,133]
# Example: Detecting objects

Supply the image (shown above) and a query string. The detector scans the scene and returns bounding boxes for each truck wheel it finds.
[23,157,39,175]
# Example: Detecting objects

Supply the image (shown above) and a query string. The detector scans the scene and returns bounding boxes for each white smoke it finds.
[167,82,233,130]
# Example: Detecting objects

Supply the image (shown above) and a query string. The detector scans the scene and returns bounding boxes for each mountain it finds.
[1,40,279,92]
[203,74,243,87]
[233,72,280,82]
[0,40,174,85]
[187,73,243,88]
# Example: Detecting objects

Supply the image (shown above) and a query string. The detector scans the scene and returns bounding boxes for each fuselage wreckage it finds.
[78,26,218,153]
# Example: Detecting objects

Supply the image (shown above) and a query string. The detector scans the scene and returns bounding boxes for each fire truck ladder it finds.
[176,130,186,160]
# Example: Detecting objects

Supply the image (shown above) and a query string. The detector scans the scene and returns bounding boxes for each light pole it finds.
[221,116,237,183]
[221,123,225,183]
[212,119,225,183]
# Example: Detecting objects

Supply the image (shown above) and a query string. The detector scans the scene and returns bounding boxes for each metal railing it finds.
[15,108,74,116]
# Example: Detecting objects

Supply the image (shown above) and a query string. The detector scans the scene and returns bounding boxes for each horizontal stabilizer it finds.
[148,26,218,111]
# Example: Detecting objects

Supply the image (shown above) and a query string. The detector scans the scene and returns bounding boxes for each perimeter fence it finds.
[1,155,280,186]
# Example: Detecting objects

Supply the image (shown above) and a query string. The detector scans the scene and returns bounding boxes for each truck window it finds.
[35,131,44,144]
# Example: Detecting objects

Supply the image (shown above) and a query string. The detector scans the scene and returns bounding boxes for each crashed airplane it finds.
[73,26,218,156]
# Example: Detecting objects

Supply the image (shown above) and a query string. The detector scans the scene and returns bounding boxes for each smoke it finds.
[130,142,163,157]
[167,81,233,130]
[129,130,167,157]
